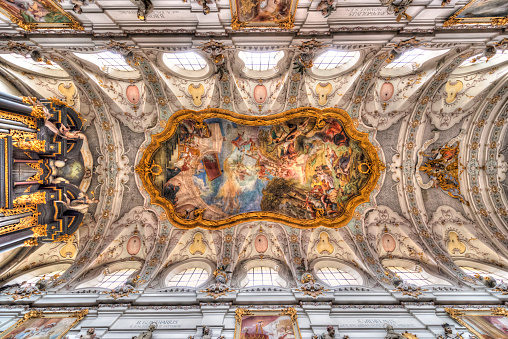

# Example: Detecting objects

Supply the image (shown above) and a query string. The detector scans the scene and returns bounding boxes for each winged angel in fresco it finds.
[156,117,370,221]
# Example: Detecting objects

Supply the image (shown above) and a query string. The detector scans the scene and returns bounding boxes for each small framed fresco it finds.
[444,0,508,26]
[446,307,508,339]
[0,0,83,31]
[229,0,298,30]
[234,308,302,339]
[0,309,88,339]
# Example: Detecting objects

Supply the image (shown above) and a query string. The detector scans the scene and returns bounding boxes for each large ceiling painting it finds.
[230,0,298,30]
[0,0,83,31]
[136,108,381,230]
[444,0,508,26]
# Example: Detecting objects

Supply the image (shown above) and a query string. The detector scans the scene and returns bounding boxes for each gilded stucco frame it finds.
[229,0,298,30]
[0,309,88,339]
[136,107,382,230]
[0,0,83,32]
[234,308,302,339]
[443,0,508,26]
[445,307,508,338]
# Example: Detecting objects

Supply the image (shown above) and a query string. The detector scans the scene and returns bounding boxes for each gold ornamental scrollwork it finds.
[280,307,298,322]
[13,191,46,206]
[0,0,84,32]
[136,107,382,230]
[443,0,508,27]
[0,110,36,129]
[0,130,46,153]
[235,308,254,324]
[444,307,508,339]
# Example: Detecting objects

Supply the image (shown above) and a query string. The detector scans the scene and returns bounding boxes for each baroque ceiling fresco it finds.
[0,0,507,302]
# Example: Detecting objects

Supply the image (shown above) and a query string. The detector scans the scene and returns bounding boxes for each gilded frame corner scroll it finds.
[0,309,88,339]
[234,308,302,339]
[0,0,84,32]
[444,0,508,27]
[136,107,382,230]
[445,307,508,338]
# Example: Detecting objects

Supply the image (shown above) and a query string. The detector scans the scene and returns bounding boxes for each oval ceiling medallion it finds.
[381,233,396,252]
[380,82,394,101]
[127,235,141,255]
[254,234,268,253]
[136,107,382,230]
[253,84,267,104]
[126,85,140,104]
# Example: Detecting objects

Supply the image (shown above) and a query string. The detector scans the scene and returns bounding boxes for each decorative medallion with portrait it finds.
[136,108,382,230]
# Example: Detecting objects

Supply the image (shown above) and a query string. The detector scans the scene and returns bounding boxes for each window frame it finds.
[454,261,508,284]
[382,259,452,286]
[380,48,451,77]
[0,53,69,78]
[245,266,281,288]
[160,51,212,80]
[235,50,286,80]
[5,264,71,286]
[96,268,137,290]
[386,266,434,287]
[166,267,210,288]
[309,49,362,79]
[312,260,364,287]
[73,51,141,80]
[164,260,214,289]
[315,266,361,287]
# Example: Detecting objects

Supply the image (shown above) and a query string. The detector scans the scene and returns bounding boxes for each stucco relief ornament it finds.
[384,325,419,339]
[70,0,94,14]
[311,325,337,339]
[200,265,235,299]
[416,133,468,205]
[80,328,100,339]
[105,40,142,67]
[392,277,426,299]
[436,323,463,339]
[295,272,328,298]
[295,39,324,69]
[132,322,157,339]
[3,274,58,300]
[201,40,229,71]
[386,37,424,63]
[467,38,508,64]
[129,0,154,20]
[104,278,138,300]
[379,0,414,22]
[1,41,53,66]
[202,326,212,339]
